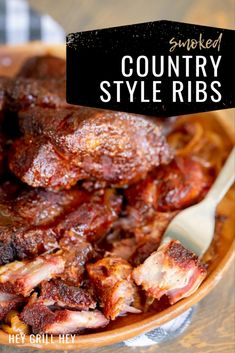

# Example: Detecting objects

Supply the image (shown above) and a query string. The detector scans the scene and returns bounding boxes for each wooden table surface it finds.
[1,0,235,352]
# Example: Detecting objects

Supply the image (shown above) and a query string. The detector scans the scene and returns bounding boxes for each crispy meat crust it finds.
[55,190,122,241]
[0,184,121,264]
[9,136,82,190]
[132,240,207,304]
[21,297,109,334]
[0,254,65,296]
[19,106,78,135]
[87,257,140,319]
[17,55,66,79]
[119,156,212,262]
[154,156,213,211]
[125,156,212,213]
[14,187,84,226]
[11,106,172,188]
[40,279,96,310]
[0,226,58,262]
[59,237,95,286]
[0,76,68,112]
[0,187,60,263]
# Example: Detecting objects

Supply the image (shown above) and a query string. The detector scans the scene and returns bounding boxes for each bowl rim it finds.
[0,43,234,349]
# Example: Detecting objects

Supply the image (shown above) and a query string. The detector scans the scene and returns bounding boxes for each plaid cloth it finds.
[0,0,64,44]
[0,0,194,347]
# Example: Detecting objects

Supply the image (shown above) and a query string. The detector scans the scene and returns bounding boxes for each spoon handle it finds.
[205,147,235,204]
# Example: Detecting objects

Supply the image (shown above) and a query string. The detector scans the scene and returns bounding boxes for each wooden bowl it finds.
[0,43,234,350]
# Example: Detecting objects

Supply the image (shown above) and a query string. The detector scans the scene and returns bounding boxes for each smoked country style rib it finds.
[120,208,177,243]
[0,184,122,264]
[0,254,64,296]
[132,240,207,304]
[39,279,96,310]
[21,295,109,334]
[119,156,212,256]
[10,106,173,188]
[125,156,213,213]
[19,106,79,135]
[0,182,54,264]
[152,156,213,211]
[9,136,83,190]
[109,212,176,265]
[0,185,86,263]
[0,224,59,263]
[17,55,66,80]
[53,190,122,285]
[87,256,141,319]
[0,76,68,113]
[55,189,122,241]
[14,187,85,226]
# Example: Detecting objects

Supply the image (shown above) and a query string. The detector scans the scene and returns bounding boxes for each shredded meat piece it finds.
[17,55,66,79]
[21,296,109,334]
[108,238,137,261]
[132,240,207,304]
[55,189,122,242]
[1,184,121,281]
[0,254,64,296]
[108,212,175,265]
[130,239,160,267]
[0,291,25,320]
[87,256,141,319]
[121,209,176,244]
[11,106,172,188]
[40,279,96,310]
[59,236,95,286]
